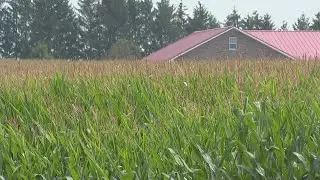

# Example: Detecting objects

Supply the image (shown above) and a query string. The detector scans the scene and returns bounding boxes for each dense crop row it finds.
[0,60,319,179]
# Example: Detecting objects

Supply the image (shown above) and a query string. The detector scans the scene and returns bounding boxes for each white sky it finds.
[70,0,320,29]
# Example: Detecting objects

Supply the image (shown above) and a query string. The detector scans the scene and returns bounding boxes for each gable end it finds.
[176,28,292,60]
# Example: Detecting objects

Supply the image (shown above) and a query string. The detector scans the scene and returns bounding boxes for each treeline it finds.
[0,0,319,60]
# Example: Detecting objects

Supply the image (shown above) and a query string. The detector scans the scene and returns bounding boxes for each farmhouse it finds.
[144,26,320,61]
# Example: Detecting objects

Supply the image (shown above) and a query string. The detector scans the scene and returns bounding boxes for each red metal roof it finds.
[144,27,320,61]
[245,30,320,59]
[144,27,232,61]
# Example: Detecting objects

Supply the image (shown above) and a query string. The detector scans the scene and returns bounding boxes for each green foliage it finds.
[1,0,320,59]
[240,11,258,30]
[99,0,128,51]
[31,41,52,59]
[8,0,33,59]
[261,14,275,30]
[311,12,320,30]
[31,0,81,59]
[0,62,319,179]
[225,8,241,28]
[186,1,220,33]
[107,39,141,59]
[100,0,128,29]
[280,21,289,30]
[138,0,156,56]
[240,11,275,30]
[125,0,140,40]
[293,13,310,30]
[174,0,188,37]
[153,0,180,49]
[77,0,100,59]
[0,4,15,58]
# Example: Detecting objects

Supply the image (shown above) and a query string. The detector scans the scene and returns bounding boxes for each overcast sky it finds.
[70,0,320,29]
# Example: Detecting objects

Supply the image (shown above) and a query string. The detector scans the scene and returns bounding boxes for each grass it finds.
[0,59,319,179]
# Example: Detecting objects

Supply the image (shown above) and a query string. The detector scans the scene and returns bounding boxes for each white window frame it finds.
[229,37,237,51]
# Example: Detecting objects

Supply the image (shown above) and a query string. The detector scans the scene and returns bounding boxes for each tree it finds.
[240,11,263,30]
[174,0,188,37]
[311,12,320,30]
[186,1,220,33]
[77,0,102,59]
[125,0,140,42]
[280,21,289,30]
[153,0,179,49]
[53,0,82,59]
[7,0,33,58]
[99,0,128,53]
[30,0,55,52]
[225,8,241,28]
[31,41,52,59]
[293,13,310,30]
[261,14,275,30]
[240,14,255,30]
[0,1,5,57]
[108,39,141,59]
[31,0,82,59]
[138,0,156,56]
[0,4,15,58]
[240,11,274,30]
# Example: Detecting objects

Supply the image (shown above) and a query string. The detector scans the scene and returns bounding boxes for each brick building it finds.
[144,27,320,61]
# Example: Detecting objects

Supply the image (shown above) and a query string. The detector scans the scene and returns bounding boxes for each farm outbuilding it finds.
[144,27,320,61]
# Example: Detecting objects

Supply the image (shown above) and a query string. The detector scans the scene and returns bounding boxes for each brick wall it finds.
[178,29,288,60]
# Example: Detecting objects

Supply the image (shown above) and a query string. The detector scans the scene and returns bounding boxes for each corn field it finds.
[0,59,320,179]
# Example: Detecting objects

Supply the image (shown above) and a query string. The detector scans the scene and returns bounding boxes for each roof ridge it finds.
[161,27,233,49]
[145,27,234,61]
[144,31,199,59]
[149,27,233,60]
[245,30,320,32]
[193,26,232,33]
[168,27,235,60]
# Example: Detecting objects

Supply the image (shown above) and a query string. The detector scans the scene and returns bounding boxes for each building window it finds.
[229,37,237,50]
